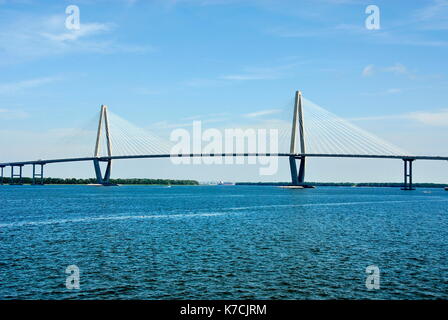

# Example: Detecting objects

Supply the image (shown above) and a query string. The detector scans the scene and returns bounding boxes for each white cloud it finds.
[133,88,161,95]
[220,74,276,81]
[0,109,29,120]
[222,62,302,82]
[383,63,408,75]
[244,109,282,118]
[0,76,61,94]
[362,65,374,77]
[185,62,301,87]
[386,88,402,94]
[270,17,448,48]
[181,113,228,121]
[236,63,301,80]
[0,13,152,65]
[407,109,448,126]
[382,63,417,79]
[267,26,329,38]
[185,78,224,87]
[152,113,230,129]
[40,22,112,42]
[414,0,448,26]
[348,115,401,121]
[269,23,367,39]
[350,108,448,127]
[361,63,415,79]
[361,88,404,96]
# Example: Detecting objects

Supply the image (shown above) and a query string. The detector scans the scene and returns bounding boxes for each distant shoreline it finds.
[236,182,448,188]
[1,178,447,188]
[1,178,199,186]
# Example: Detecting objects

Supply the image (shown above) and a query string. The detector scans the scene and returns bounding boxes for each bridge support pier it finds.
[92,104,115,186]
[289,156,306,185]
[402,159,415,191]
[0,165,4,185]
[289,90,308,186]
[0,166,5,185]
[32,163,45,185]
[10,164,24,185]
[298,157,305,184]
[93,159,113,186]
[289,156,299,185]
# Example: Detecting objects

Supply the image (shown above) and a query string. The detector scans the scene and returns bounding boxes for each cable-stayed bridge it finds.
[1,91,446,190]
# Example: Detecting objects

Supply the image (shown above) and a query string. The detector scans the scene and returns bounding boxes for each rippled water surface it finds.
[1,185,448,299]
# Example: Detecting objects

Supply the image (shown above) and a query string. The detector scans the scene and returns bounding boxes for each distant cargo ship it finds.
[218,181,235,186]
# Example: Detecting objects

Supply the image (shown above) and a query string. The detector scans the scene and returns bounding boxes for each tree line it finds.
[0,177,199,185]
[236,182,448,188]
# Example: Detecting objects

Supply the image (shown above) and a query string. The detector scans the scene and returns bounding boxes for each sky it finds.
[0,0,448,183]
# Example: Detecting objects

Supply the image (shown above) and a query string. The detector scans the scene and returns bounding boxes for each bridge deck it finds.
[1,153,448,167]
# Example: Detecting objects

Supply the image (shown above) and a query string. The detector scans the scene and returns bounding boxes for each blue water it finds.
[0,185,447,299]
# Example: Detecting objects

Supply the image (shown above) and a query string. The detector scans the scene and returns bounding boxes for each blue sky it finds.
[1,0,448,182]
